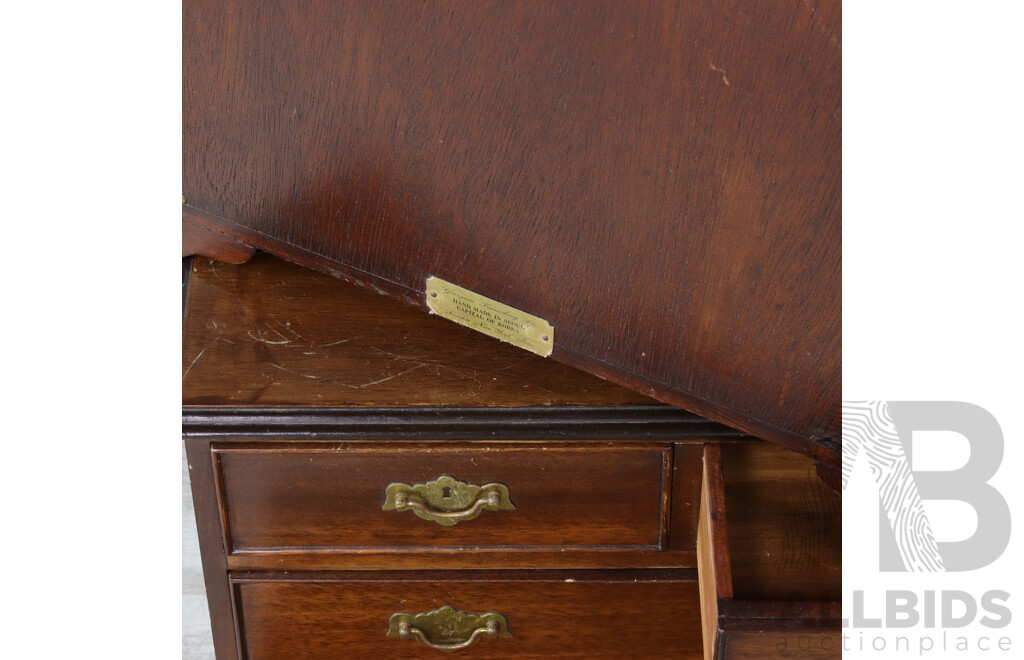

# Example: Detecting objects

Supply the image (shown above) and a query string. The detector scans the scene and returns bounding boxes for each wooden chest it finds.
[183,255,839,658]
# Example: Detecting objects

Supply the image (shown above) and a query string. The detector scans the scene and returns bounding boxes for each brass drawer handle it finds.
[387,606,512,652]
[382,475,515,526]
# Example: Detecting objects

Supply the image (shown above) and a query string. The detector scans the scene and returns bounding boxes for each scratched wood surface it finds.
[183,1,840,462]
[182,254,658,407]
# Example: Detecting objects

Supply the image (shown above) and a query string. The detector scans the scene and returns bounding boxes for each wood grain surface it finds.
[698,445,731,660]
[183,254,660,408]
[719,630,841,660]
[699,442,841,659]
[183,207,256,263]
[721,441,841,602]
[214,444,669,553]
[185,437,240,660]
[232,570,703,659]
[183,1,841,463]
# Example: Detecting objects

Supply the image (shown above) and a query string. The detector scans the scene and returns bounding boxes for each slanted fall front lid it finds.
[183,1,840,464]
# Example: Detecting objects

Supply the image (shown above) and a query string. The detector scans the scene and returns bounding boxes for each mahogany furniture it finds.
[183,255,839,659]
[698,445,841,659]
[183,0,841,469]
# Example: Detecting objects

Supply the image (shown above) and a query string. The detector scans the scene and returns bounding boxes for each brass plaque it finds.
[426,276,553,357]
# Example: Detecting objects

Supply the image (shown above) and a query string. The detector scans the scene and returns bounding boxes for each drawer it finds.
[231,570,702,659]
[697,443,841,660]
[214,444,671,555]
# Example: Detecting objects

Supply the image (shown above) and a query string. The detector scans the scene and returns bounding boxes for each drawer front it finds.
[232,571,702,659]
[215,444,669,552]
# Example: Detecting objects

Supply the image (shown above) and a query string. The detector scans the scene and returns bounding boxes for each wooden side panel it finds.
[185,437,239,660]
[722,443,841,602]
[183,1,841,462]
[233,571,703,659]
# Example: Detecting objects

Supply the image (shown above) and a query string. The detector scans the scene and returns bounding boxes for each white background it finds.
[1,1,1021,657]
[845,1,1023,658]
[2,2,181,657]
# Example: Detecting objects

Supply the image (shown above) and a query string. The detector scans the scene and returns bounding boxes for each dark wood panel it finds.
[720,630,841,660]
[232,571,703,659]
[183,1,841,463]
[668,443,704,552]
[721,442,841,602]
[183,254,660,408]
[215,445,668,553]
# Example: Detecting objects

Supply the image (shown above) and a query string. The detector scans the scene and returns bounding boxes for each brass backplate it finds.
[426,276,554,357]
[382,475,515,526]
[387,606,512,645]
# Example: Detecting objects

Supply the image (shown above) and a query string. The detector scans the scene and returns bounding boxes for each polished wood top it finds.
[183,254,662,408]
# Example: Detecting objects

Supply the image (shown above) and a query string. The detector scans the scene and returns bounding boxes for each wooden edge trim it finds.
[658,449,673,550]
[181,204,420,305]
[668,444,705,551]
[182,405,750,440]
[183,206,256,263]
[228,567,699,583]
[718,599,843,629]
[227,577,249,660]
[702,445,733,598]
[182,256,193,326]
[224,549,699,572]
[178,204,839,465]
[185,438,240,660]
[698,444,734,660]
[210,450,235,555]
[556,345,839,467]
